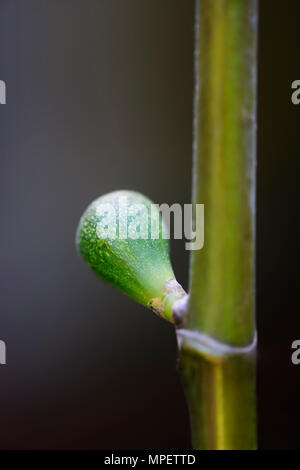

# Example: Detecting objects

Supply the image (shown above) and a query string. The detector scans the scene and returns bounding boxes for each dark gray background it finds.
[0,0,299,449]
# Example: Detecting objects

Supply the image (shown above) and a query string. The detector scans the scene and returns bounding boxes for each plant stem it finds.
[178,0,258,450]
[178,333,257,449]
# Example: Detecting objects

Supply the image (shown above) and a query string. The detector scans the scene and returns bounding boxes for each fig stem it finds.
[178,0,258,450]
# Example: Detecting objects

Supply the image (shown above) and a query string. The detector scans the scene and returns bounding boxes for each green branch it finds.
[178,0,258,450]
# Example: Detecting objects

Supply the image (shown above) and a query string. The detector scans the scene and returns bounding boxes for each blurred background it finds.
[0,0,299,449]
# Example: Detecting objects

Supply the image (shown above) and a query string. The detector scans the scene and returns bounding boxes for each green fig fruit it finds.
[76,190,187,324]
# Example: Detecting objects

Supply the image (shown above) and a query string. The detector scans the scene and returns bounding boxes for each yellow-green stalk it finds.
[178,0,258,450]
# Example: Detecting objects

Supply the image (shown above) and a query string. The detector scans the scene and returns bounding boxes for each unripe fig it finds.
[76,190,187,324]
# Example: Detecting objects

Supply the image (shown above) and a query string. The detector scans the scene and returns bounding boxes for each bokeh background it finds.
[0,0,299,449]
